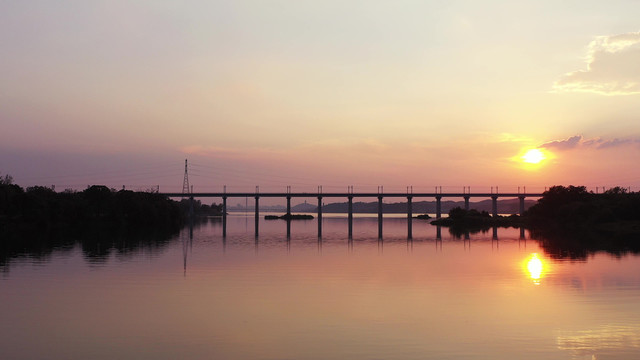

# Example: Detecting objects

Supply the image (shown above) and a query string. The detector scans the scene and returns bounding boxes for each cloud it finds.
[598,138,640,149]
[553,31,640,95]
[540,135,583,150]
[540,135,640,151]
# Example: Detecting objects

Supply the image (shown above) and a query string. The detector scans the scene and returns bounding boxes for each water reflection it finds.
[0,224,179,272]
[557,325,640,358]
[166,222,640,359]
[4,214,640,271]
[531,227,640,261]
[525,253,545,285]
[492,237,500,251]
[182,234,188,275]
[3,216,640,360]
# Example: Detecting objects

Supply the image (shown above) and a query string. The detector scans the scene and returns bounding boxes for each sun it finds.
[522,148,546,164]
[512,147,554,170]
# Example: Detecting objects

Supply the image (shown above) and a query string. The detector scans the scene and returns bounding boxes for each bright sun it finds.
[522,149,546,164]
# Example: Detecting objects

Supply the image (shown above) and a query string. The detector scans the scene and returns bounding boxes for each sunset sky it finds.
[2,1,640,194]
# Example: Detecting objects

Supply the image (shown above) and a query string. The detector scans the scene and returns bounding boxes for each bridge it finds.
[161,190,543,239]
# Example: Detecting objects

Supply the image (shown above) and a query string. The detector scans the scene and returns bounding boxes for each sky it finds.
[2,0,640,194]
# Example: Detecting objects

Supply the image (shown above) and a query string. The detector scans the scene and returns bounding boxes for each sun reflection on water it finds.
[524,253,545,285]
[557,325,640,357]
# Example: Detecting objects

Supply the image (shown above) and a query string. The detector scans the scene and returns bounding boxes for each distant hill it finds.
[227,198,536,214]
[291,200,316,212]
[319,198,535,214]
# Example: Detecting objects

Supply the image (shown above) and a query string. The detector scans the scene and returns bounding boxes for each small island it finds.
[265,214,314,220]
[430,208,524,228]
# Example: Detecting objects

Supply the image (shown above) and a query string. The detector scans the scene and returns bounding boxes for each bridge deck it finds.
[161,192,543,198]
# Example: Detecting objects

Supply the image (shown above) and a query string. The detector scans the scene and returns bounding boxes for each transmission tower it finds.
[182,159,190,196]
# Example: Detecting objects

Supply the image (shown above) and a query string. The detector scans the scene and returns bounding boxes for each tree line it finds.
[435,185,640,231]
[0,177,184,230]
[525,185,640,229]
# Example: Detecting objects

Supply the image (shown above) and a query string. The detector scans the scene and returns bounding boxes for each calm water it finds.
[2,214,640,360]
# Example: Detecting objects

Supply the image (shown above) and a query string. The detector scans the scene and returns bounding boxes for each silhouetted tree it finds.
[526,185,640,229]
[1,182,184,230]
[178,199,224,216]
[0,173,13,185]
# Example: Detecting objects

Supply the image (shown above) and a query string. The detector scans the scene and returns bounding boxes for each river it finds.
[2,214,640,359]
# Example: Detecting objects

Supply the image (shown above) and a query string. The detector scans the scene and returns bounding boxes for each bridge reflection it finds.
[187,216,527,244]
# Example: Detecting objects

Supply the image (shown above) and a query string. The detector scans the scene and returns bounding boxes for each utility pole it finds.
[182,159,190,197]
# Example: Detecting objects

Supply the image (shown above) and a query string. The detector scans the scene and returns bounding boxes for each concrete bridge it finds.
[161,191,542,239]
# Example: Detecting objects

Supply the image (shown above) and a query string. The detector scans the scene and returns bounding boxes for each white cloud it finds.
[553,31,640,95]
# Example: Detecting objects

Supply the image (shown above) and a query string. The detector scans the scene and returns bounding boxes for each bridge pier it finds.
[464,196,470,211]
[378,196,383,239]
[317,196,323,238]
[518,196,525,216]
[222,196,227,237]
[436,225,442,240]
[407,196,413,239]
[348,196,353,239]
[491,196,498,217]
[436,196,442,219]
